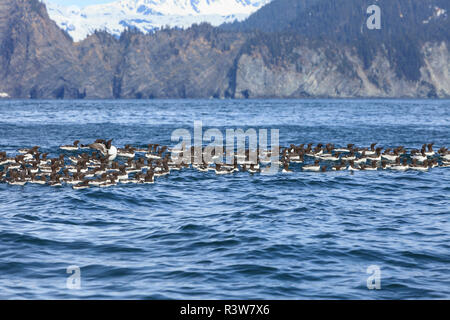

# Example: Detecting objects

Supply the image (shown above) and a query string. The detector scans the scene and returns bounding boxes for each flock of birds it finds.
[1,140,450,189]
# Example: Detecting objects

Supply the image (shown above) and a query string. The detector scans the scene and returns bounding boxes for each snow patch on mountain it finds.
[42,0,272,41]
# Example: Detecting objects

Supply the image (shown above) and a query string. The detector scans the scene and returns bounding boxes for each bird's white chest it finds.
[108,146,118,161]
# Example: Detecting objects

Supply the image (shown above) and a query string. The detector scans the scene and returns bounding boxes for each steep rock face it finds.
[233,41,450,98]
[0,0,80,98]
[234,46,365,98]
[73,32,123,99]
[68,27,245,99]
[421,42,450,97]
[0,0,12,42]
[114,29,245,99]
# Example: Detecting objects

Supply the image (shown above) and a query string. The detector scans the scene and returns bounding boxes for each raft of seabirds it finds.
[0,140,450,189]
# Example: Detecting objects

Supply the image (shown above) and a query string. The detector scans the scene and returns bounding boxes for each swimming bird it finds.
[8,179,26,186]
[363,161,378,171]
[381,148,400,162]
[424,143,435,156]
[429,159,439,168]
[282,162,292,173]
[390,158,409,171]
[89,139,117,161]
[411,149,427,162]
[354,151,368,164]
[247,164,260,174]
[214,164,228,175]
[116,167,129,180]
[288,150,304,163]
[18,146,39,154]
[100,177,117,188]
[73,181,90,190]
[303,160,321,172]
[335,144,354,153]
[319,152,341,161]
[142,171,155,184]
[117,145,136,158]
[29,174,46,185]
[347,160,360,171]
[332,161,347,171]
[410,159,429,172]
[310,144,324,157]
[358,143,378,156]
[366,148,383,161]
[438,147,450,161]
[145,144,164,160]
[60,140,80,151]
[441,161,450,168]
[48,174,63,187]
[341,151,356,161]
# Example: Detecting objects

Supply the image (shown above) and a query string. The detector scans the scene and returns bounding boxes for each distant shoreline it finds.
[1,97,449,101]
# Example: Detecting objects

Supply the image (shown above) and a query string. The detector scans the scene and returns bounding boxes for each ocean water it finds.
[0,99,449,299]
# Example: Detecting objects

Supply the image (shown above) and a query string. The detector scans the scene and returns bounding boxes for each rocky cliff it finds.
[233,40,449,98]
[0,0,448,99]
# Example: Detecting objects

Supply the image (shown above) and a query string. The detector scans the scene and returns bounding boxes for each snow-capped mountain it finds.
[43,0,272,41]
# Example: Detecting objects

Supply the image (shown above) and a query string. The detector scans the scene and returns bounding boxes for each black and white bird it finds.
[60,140,80,151]
[89,139,117,161]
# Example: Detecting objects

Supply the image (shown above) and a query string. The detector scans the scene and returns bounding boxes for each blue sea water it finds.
[0,99,449,299]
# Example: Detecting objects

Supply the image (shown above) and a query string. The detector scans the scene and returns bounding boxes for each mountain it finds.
[0,0,246,99]
[44,0,272,41]
[0,0,448,99]
[223,0,449,81]
[223,0,449,35]
[0,0,81,98]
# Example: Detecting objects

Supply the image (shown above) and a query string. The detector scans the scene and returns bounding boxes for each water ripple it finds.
[0,99,449,299]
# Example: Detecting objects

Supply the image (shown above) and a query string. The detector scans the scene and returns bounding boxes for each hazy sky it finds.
[47,0,113,6]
